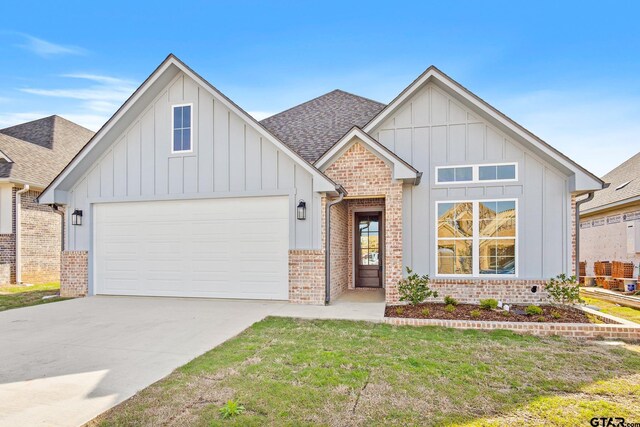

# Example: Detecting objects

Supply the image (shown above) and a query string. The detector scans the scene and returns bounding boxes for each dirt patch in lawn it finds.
[385,303,593,323]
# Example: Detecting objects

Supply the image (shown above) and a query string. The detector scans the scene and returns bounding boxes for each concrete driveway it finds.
[0,293,384,426]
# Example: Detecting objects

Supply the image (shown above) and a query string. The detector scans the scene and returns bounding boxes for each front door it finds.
[355,212,382,288]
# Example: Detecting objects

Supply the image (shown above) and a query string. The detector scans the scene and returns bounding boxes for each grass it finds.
[92,317,640,426]
[0,282,68,312]
[582,294,640,324]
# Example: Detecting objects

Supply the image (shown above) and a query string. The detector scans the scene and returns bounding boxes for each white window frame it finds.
[171,103,194,154]
[434,199,518,278]
[435,162,518,185]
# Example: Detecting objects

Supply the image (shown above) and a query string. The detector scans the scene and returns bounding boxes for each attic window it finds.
[172,104,192,153]
[615,181,631,191]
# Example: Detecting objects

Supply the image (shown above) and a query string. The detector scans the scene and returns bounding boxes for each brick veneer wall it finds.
[20,189,63,284]
[324,140,404,303]
[289,249,325,304]
[428,279,549,305]
[329,202,348,300]
[60,250,88,297]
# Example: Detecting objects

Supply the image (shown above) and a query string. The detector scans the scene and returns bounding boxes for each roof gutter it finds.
[51,204,65,252]
[15,185,29,284]
[325,185,347,305]
[414,171,423,186]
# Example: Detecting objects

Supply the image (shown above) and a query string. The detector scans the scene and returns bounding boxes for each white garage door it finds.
[94,196,289,299]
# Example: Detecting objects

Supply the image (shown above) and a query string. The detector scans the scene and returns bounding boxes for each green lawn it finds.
[582,294,640,324]
[0,282,68,312]
[92,317,640,427]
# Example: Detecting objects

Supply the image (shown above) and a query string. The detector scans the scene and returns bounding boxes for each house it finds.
[38,55,603,304]
[0,116,94,284]
[579,151,640,275]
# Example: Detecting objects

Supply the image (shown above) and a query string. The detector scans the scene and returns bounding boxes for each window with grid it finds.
[437,200,516,276]
[172,105,192,152]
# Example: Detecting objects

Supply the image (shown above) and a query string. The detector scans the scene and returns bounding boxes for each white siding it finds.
[372,83,572,279]
[67,72,318,251]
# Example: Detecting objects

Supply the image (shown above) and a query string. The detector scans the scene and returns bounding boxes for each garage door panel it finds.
[95,197,289,299]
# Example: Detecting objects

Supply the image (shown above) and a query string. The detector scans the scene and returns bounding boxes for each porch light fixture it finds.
[71,209,83,226]
[297,200,306,220]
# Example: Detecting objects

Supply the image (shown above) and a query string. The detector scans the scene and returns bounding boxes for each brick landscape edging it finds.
[384,309,640,340]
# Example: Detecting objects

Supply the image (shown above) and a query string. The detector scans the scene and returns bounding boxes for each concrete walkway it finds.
[0,293,385,426]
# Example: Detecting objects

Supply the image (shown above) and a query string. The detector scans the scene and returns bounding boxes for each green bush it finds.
[551,311,562,319]
[443,295,459,306]
[397,267,438,305]
[479,299,498,310]
[395,306,405,316]
[545,274,581,305]
[444,304,456,313]
[525,305,543,316]
[219,400,245,419]
[421,308,430,317]
[501,310,510,317]
[470,309,481,319]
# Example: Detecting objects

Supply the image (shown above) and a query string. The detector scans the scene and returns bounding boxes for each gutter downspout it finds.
[15,185,29,284]
[325,186,346,305]
[574,190,597,276]
[51,204,65,252]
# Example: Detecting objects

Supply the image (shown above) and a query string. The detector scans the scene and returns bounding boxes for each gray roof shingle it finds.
[581,151,640,212]
[0,115,94,188]
[260,89,386,162]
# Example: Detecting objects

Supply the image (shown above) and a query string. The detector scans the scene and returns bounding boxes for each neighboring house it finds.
[39,55,603,304]
[0,116,94,284]
[579,151,640,275]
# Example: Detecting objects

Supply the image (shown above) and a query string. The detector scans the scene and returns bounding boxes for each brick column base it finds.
[289,250,325,304]
[60,251,88,297]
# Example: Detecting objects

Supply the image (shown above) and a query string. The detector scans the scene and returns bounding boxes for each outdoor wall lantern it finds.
[297,200,306,220]
[72,209,83,226]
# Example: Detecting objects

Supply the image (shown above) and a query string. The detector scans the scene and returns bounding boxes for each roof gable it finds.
[315,127,420,182]
[364,66,603,192]
[261,89,385,162]
[39,55,337,204]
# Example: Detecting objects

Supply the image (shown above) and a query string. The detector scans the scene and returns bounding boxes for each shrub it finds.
[501,310,510,317]
[551,311,562,320]
[395,306,405,316]
[421,308,430,317]
[397,267,438,305]
[525,305,543,316]
[443,295,459,306]
[545,274,581,305]
[219,400,245,419]
[479,299,498,310]
[536,316,546,322]
[444,304,456,313]
[470,309,481,318]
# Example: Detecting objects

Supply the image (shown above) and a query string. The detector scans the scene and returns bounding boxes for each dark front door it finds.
[355,212,382,288]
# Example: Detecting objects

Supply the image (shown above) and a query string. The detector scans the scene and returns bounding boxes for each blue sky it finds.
[1,0,639,176]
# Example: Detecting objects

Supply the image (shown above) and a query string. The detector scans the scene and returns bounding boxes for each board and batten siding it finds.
[371,83,571,279]
[67,72,321,252]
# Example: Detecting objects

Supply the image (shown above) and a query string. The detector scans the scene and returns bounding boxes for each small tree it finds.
[397,267,438,305]
[544,274,581,305]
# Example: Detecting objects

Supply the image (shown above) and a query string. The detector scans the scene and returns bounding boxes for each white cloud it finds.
[18,34,85,57]
[492,89,640,177]
[12,73,138,130]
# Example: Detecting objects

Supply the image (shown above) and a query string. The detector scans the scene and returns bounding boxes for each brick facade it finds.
[0,187,63,285]
[60,251,89,297]
[329,202,349,300]
[346,198,385,289]
[21,189,63,284]
[428,279,549,305]
[324,140,404,303]
[288,250,325,304]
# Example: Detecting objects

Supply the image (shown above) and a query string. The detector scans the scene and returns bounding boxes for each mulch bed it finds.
[385,303,593,323]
